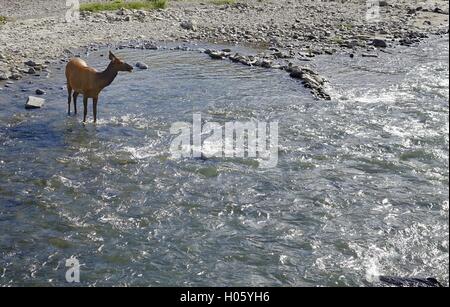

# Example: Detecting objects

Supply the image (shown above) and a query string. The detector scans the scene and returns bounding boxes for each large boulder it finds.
[25,96,45,109]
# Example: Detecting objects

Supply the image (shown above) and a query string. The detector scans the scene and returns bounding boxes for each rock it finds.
[35,89,46,95]
[10,73,22,80]
[117,8,131,16]
[433,7,446,15]
[362,53,379,58]
[289,66,330,100]
[26,67,36,74]
[273,51,291,59]
[0,70,11,81]
[24,60,38,67]
[407,8,417,15]
[144,43,158,50]
[25,96,45,109]
[371,39,388,48]
[261,59,272,68]
[379,276,443,287]
[342,40,359,49]
[135,62,149,70]
[229,53,253,66]
[180,20,197,31]
[209,51,226,60]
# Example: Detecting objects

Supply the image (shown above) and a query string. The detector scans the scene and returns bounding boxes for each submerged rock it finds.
[207,50,230,60]
[135,62,149,70]
[209,51,226,60]
[289,66,330,100]
[25,96,45,109]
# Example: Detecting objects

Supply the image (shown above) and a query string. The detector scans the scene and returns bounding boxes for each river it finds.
[0,36,448,286]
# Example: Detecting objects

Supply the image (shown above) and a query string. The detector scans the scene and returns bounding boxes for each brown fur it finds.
[65,51,133,123]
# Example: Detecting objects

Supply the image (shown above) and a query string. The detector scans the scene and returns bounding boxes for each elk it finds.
[65,51,133,123]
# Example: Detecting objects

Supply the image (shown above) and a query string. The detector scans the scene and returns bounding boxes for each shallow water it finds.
[0,37,448,286]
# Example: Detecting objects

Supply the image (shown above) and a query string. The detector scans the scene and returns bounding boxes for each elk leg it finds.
[83,96,88,123]
[93,97,98,123]
[67,85,72,115]
[73,92,79,115]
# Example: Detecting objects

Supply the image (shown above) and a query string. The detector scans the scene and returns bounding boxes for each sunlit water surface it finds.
[0,37,448,286]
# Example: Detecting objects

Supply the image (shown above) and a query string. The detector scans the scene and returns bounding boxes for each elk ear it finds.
[109,51,117,61]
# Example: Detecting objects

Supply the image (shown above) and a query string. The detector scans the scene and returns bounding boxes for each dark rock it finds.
[379,276,444,288]
[26,67,36,74]
[25,60,38,67]
[434,7,446,15]
[371,39,388,48]
[261,59,272,69]
[362,53,379,58]
[35,89,46,95]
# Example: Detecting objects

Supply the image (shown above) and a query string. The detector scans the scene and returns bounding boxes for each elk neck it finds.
[97,61,118,90]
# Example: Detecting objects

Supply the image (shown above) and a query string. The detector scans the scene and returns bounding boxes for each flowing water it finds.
[0,37,448,286]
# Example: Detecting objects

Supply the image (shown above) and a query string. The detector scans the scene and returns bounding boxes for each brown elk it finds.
[65,51,133,123]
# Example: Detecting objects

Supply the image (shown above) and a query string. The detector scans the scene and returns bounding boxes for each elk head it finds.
[109,51,133,72]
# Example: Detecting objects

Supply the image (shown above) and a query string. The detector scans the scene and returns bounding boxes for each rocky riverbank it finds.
[0,0,449,99]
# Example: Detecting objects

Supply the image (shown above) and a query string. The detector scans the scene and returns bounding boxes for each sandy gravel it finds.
[0,0,448,85]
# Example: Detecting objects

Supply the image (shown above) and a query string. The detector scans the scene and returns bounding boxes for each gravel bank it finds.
[1,0,449,98]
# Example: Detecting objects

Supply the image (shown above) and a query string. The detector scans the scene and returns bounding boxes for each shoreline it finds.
[1,0,449,98]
